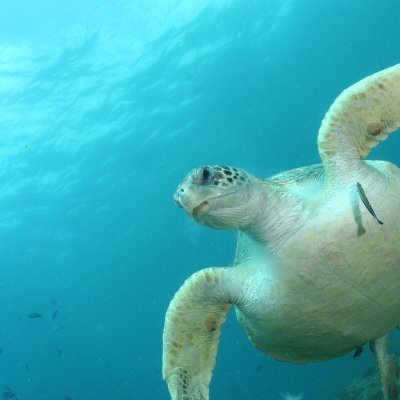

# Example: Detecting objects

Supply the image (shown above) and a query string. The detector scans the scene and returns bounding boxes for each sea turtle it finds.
[163,64,400,400]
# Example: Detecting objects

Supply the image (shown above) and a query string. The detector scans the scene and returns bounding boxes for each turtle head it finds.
[174,165,263,229]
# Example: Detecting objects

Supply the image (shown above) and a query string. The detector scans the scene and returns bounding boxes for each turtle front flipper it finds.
[370,334,399,400]
[318,64,400,179]
[163,267,238,400]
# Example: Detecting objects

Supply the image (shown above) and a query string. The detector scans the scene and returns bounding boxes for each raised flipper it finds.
[317,64,400,179]
[163,267,239,400]
[370,335,399,400]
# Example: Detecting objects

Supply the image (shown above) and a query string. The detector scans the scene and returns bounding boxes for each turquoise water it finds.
[0,0,400,399]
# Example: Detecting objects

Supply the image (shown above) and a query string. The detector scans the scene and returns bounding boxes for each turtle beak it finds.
[173,191,183,208]
[173,181,205,216]
[173,183,197,213]
[173,169,198,212]
[173,167,216,217]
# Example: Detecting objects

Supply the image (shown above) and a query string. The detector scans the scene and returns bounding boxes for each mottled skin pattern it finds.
[163,65,400,400]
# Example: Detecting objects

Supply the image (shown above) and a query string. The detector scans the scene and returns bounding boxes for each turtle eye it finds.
[202,167,210,181]
[199,166,211,184]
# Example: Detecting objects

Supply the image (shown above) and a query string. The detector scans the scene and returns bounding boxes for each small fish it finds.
[52,310,58,320]
[28,312,42,319]
[353,345,363,358]
[56,348,63,359]
[356,182,384,225]
[0,347,3,354]
[1,386,16,399]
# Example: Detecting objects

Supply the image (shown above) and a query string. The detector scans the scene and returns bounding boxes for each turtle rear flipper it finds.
[370,334,399,400]
[163,267,242,400]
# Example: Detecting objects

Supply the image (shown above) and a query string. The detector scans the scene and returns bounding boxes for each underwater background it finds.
[1,0,400,399]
